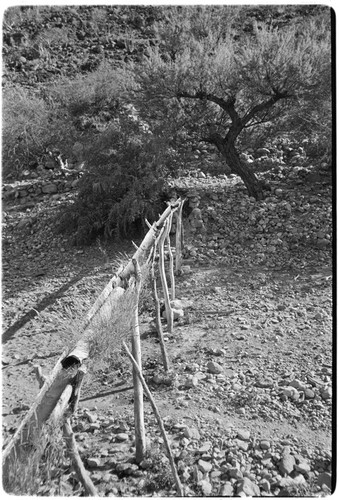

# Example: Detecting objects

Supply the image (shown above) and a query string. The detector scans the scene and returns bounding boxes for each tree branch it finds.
[177,90,241,124]
[241,92,291,127]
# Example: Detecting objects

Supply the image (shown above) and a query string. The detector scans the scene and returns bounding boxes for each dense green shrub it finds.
[57,114,176,245]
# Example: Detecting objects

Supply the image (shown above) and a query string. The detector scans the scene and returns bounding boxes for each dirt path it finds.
[2,196,333,496]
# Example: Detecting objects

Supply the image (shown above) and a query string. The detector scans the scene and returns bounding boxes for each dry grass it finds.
[4,255,153,495]
[82,260,151,375]
[3,421,69,496]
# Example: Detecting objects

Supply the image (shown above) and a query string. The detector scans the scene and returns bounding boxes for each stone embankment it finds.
[2,172,80,207]
[168,166,331,270]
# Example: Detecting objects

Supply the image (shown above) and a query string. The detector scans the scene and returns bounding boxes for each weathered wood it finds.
[49,384,73,425]
[119,200,181,282]
[33,364,47,389]
[63,418,98,496]
[3,200,183,491]
[166,212,176,300]
[175,199,185,273]
[123,342,184,497]
[3,351,69,462]
[151,246,170,371]
[71,366,87,414]
[66,200,182,363]
[2,351,77,488]
[130,258,146,463]
[158,218,174,333]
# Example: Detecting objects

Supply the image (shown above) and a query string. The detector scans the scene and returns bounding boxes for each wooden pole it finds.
[70,366,87,414]
[33,364,47,389]
[175,199,185,273]
[151,246,170,371]
[131,258,146,464]
[2,350,70,468]
[158,219,173,334]
[65,200,182,365]
[166,212,175,300]
[63,418,98,496]
[123,342,184,497]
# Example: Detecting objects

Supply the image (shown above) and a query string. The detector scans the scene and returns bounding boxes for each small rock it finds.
[279,474,305,488]
[183,426,201,440]
[320,387,332,400]
[200,479,212,495]
[87,457,101,467]
[184,375,199,388]
[207,360,223,374]
[260,478,271,492]
[229,467,243,480]
[236,407,246,416]
[85,411,97,423]
[89,422,101,431]
[255,377,274,388]
[236,477,260,496]
[115,433,129,442]
[317,472,332,489]
[304,388,315,399]
[279,454,296,475]
[219,482,234,496]
[235,439,250,452]
[289,379,305,390]
[260,440,271,450]
[237,429,251,441]
[199,442,212,453]
[198,459,213,473]
[295,461,311,474]
[282,386,300,401]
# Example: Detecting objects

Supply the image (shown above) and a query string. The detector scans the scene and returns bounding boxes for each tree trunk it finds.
[223,143,264,200]
[212,134,264,200]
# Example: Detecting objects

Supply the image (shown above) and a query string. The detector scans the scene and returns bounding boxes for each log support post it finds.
[151,245,170,371]
[123,342,184,497]
[131,258,146,463]
[158,219,174,334]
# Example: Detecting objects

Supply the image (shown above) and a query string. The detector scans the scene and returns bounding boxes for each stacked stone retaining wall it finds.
[2,175,80,206]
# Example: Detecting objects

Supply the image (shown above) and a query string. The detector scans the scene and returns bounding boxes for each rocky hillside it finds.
[3,5,325,88]
[3,5,161,87]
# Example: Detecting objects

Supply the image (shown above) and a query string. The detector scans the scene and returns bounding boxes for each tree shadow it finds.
[80,385,133,402]
[2,272,88,344]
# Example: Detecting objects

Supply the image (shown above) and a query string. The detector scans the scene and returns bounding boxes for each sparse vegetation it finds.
[2,5,332,237]
[2,5,332,498]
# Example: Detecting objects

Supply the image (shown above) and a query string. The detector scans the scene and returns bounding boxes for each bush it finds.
[2,86,76,178]
[58,113,176,245]
[48,62,134,130]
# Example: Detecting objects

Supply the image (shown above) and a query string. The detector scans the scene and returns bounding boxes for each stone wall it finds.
[2,174,80,206]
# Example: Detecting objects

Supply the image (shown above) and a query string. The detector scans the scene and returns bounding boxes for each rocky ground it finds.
[2,5,334,496]
[2,166,333,497]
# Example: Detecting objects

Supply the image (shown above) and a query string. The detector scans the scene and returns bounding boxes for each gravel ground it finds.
[2,176,333,497]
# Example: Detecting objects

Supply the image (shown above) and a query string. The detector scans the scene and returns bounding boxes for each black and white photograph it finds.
[2,2,334,497]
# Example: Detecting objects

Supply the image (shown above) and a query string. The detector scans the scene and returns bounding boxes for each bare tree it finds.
[134,6,331,199]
